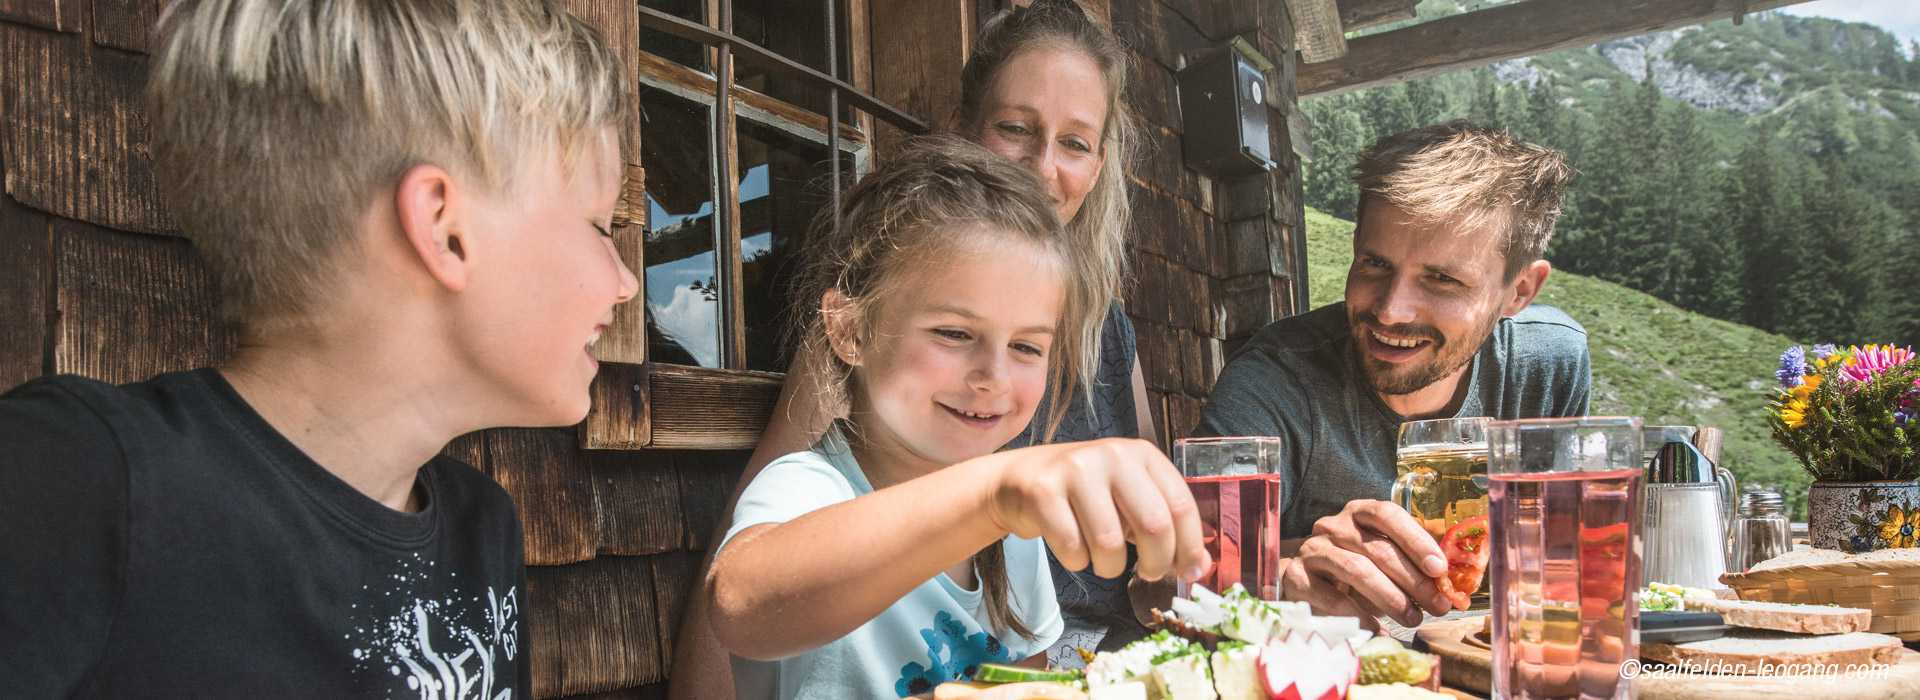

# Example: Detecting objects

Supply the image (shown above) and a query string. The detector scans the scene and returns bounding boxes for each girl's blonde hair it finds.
[789,135,1098,640]
[958,0,1136,372]
[147,0,627,327]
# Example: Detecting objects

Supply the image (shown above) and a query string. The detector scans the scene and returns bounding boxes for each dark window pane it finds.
[640,86,724,368]
[738,120,857,372]
[640,0,707,72]
[732,0,854,120]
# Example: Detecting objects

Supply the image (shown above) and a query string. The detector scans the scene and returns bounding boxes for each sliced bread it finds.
[1642,630,1904,675]
[1692,598,1872,634]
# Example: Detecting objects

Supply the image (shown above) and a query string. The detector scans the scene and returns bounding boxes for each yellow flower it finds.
[1792,374,1823,401]
[1879,505,1917,549]
[1781,397,1809,428]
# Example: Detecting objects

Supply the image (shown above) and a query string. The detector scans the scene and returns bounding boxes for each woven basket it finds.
[1721,548,1920,641]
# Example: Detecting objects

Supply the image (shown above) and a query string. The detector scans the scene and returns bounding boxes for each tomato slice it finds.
[1436,515,1491,610]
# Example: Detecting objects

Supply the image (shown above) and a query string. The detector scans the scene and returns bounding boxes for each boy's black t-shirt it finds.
[0,369,530,699]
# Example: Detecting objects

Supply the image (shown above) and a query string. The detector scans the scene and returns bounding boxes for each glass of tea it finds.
[1173,436,1283,600]
[1393,417,1493,539]
[1487,417,1644,700]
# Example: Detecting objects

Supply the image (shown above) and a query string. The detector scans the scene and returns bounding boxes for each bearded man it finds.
[1195,122,1589,628]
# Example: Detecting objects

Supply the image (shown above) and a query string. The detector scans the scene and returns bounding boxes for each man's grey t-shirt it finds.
[1195,303,1592,539]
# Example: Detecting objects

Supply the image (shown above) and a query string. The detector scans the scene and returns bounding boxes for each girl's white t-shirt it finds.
[719,428,1063,699]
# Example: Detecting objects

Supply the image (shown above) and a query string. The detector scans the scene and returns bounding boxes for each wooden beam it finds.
[1285,0,1347,63]
[645,364,781,450]
[1336,0,1417,31]
[1299,0,1812,97]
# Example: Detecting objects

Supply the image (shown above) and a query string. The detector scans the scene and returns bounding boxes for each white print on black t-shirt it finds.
[348,555,520,699]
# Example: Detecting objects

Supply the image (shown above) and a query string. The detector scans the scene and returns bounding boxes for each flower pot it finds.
[1807,480,1920,553]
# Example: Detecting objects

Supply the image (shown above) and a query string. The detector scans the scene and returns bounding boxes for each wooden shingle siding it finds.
[0,157,50,389]
[0,0,83,34]
[489,428,604,567]
[588,450,685,557]
[528,557,667,697]
[54,220,230,383]
[1,22,174,235]
[91,0,165,54]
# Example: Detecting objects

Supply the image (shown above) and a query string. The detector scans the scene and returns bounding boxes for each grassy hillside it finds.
[1304,208,1812,516]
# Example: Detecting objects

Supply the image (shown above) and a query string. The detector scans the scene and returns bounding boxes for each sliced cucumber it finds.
[973,663,1084,684]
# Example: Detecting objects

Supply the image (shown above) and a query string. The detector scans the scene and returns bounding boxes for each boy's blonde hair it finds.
[789,135,1096,640]
[1353,121,1574,280]
[147,0,628,326]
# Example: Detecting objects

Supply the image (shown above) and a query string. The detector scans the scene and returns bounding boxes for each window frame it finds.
[584,1,930,450]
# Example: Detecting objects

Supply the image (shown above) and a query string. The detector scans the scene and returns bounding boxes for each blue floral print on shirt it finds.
[893,611,1012,696]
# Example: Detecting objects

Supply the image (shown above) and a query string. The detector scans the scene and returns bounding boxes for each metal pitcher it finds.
[1641,440,1738,589]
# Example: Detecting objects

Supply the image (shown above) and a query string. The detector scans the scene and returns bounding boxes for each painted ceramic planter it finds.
[1807,480,1920,553]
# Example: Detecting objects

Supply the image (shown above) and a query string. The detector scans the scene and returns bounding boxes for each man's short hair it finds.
[147,0,627,326]
[1352,121,1573,280]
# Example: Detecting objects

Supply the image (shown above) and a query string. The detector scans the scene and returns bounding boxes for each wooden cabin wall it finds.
[0,0,1305,696]
[1105,0,1306,444]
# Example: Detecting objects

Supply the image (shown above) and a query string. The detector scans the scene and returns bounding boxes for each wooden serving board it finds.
[1414,614,1920,699]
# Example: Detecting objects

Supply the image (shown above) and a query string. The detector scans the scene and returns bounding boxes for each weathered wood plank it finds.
[564,0,647,366]
[1167,265,1207,333]
[1131,252,1172,327]
[870,0,969,155]
[1221,218,1270,279]
[588,450,684,556]
[1147,389,1170,448]
[1285,0,1347,63]
[52,220,230,384]
[647,550,701,663]
[581,361,652,450]
[0,174,50,391]
[646,365,780,450]
[91,0,165,53]
[486,427,599,567]
[1210,273,1279,340]
[1298,0,1809,97]
[673,450,743,551]
[1177,328,1204,397]
[1336,0,1417,31]
[527,557,665,698]
[1,22,174,235]
[557,682,669,700]
[1134,318,1180,394]
[1126,56,1180,135]
[1166,393,1202,442]
[0,0,84,32]
[1110,0,1211,73]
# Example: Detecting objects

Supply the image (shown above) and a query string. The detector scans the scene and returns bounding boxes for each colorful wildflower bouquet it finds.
[1769,344,1920,482]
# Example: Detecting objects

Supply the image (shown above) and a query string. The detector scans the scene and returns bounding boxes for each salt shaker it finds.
[1731,488,1791,572]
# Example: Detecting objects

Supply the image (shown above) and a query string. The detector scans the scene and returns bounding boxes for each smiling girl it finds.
[704,137,1206,699]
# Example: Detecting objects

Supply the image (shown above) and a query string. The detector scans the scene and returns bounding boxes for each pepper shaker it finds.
[1731,488,1791,572]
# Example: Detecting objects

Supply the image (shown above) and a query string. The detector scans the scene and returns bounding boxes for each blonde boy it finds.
[0,1,636,696]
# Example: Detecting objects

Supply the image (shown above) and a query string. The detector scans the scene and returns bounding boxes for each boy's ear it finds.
[394,163,470,292]
[821,289,862,367]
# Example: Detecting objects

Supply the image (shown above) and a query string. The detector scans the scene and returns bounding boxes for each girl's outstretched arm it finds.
[706,438,1210,660]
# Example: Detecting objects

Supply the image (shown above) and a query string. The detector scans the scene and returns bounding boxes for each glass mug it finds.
[1173,436,1284,600]
[1488,417,1644,700]
[1392,417,1493,540]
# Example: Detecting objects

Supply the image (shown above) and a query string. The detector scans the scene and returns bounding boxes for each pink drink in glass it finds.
[1186,472,1283,599]
[1490,467,1642,700]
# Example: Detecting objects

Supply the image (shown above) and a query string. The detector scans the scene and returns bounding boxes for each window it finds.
[635,0,925,373]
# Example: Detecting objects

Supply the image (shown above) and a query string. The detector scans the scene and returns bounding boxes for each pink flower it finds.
[1840,345,1916,383]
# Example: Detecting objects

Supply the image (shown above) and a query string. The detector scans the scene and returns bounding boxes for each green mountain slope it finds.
[1304,208,1812,516]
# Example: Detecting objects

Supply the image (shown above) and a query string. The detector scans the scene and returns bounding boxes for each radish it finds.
[1256,632,1358,700]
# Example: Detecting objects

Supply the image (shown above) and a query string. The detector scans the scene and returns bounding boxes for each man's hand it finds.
[1278,500,1452,628]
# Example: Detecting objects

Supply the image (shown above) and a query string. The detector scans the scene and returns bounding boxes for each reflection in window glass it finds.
[640,87,723,368]
[738,120,857,372]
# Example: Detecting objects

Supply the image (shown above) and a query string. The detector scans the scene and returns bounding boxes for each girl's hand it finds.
[981,438,1210,583]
